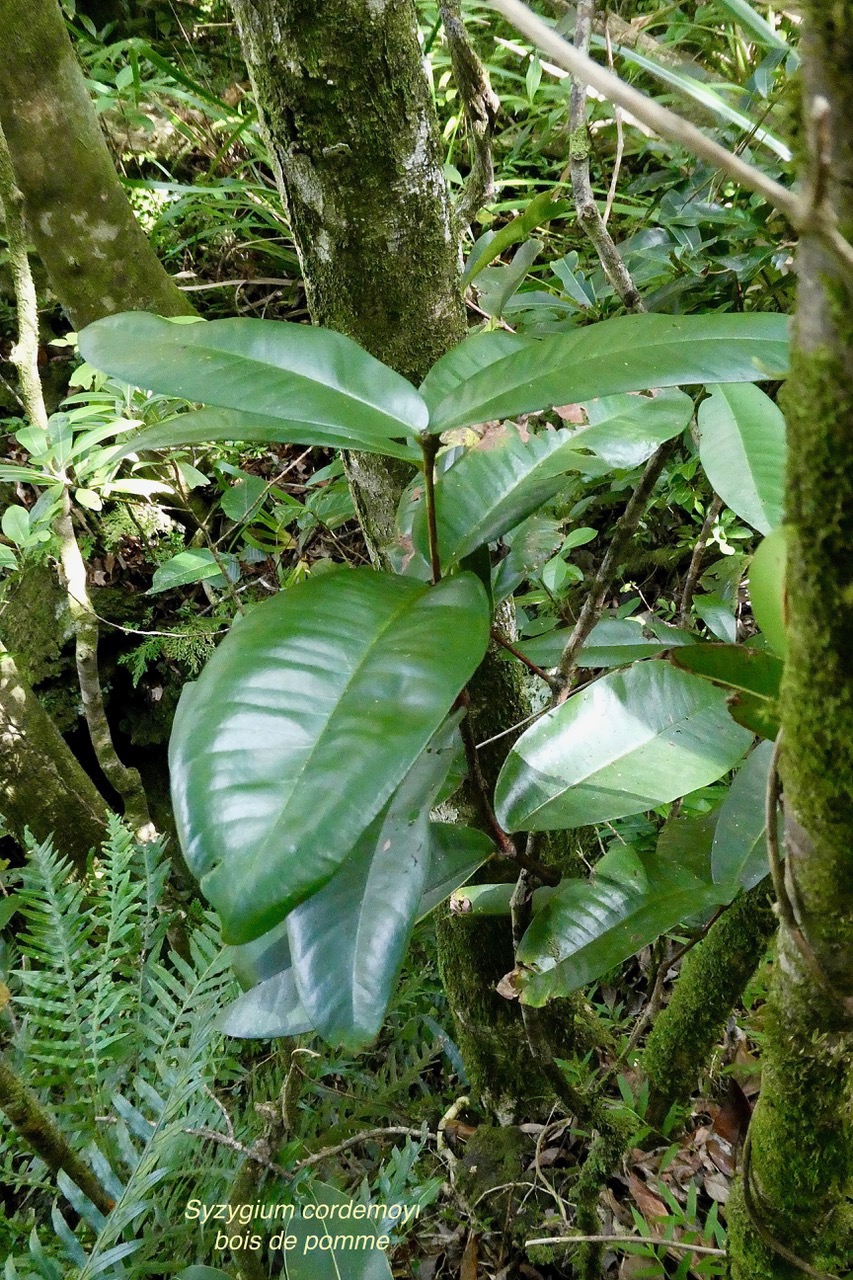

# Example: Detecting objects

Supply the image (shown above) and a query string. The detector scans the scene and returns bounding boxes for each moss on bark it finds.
[0,0,194,326]
[641,884,776,1129]
[0,646,108,870]
[727,7,853,1273]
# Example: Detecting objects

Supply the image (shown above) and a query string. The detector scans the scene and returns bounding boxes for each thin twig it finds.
[526,1232,725,1257]
[295,1126,428,1171]
[567,0,644,312]
[488,0,853,275]
[555,438,677,694]
[602,20,623,227]
[679,493,722,625]
[491,627,562,690]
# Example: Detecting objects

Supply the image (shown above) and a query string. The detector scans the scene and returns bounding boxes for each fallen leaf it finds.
[627,1172,668,1220]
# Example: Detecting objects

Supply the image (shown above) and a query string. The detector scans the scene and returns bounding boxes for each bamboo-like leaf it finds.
[170,568,490,943]
[495,662,751,832]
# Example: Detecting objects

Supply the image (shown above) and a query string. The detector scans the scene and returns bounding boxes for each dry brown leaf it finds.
[627,1172,668,1220]
[460,1231,478,1280]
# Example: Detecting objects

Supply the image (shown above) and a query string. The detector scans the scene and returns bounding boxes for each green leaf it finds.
[148,548,232,594]
[1,506,30,547]
[282,1182,394,1280]
[728,690,781,741]
[712,741,781,892]
[693,592,737,643]
[415,823,494,919]
[518,837,727,1004]
[216,965,312,1038]
[227,918,291,991]
[495,662,751,831]
[413,424,609,566]
[220,472,269,522]
[170,568,490,943]
[519,615,696,670]
[112,405,420,463]
[424,312,789,433]
[715,0,793,53]
[698,384,786,534]
[477,238,542,319]
[78,313,428,458]
[462,190,569,284]
[287,718,460,1049]
[671,644,783,701]
[419,330,529,420]
[74,488,103,512]
[570,389,694,468]
[749,526,787,656]
[492,514,563,603]
[0,545,18,571]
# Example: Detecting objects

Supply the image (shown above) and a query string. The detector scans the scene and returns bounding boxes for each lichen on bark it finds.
[0,0,194,326]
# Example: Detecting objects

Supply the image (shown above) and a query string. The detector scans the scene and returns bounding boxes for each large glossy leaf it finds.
[219,819,491,1040]
[495,662,752,832]
[424,313,789,433]
[419,329,530,418]
[697,384,786,533]
[170,568,490,944]
[413,424,609,566]
[111,405,420,462]
[671,643,783,700]
[283,1182,393,1280]
[570,389,694,468]
[519,615,696,670]
[286,719,460,1049]
[78,312,428,456]
[518,839,728,1004]
[712,741,781,892]
[216,967,313,1039]
[416,822,494,918]
[749,526,787,657]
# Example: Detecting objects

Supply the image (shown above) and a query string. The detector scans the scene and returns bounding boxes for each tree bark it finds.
[0,646,109,872]
[229,0,467,554]
[0,0,194,327]
[726,8,853,1275]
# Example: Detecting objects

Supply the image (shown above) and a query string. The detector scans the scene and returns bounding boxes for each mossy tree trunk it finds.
[0,646,109,871]
[0,0,194,327]
[229,0,467,553]
[727,8,853,1274]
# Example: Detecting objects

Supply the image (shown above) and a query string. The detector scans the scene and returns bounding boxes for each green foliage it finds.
[1,818,244,1274]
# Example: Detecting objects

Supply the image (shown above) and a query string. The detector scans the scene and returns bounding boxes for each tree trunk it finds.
[0,0,194,327]
[727,8,853,1275]
[229,0,466,554]
[0,646,109,871]
[228,0,575,1117]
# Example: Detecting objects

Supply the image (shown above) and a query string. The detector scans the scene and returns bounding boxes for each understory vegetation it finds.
[1,2,851,1279]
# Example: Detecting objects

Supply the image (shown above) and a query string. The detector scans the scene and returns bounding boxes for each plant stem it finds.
[555,439,677,693]
[421,435,443,583]
[0,1052,114,1216]
[567,0,644,312]
[679,493,722,625]
[490,627,562,690]
[440,1,500,230]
